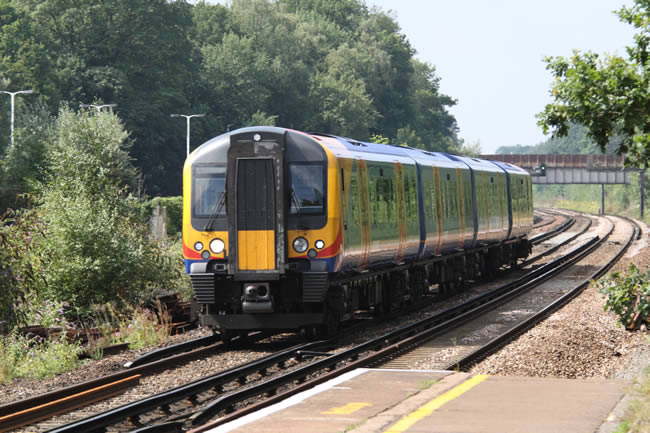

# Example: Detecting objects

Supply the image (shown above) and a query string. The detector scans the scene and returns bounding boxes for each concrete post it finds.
[150,205,167,241]
[601,184,605,215]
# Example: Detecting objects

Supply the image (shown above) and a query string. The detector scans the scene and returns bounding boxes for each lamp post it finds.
[170,113,206,157]
[1,89,34,147]
[79,103,117,112]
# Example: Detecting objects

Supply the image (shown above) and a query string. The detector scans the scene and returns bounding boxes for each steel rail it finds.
[186,233,605,429]
[0,376,140,433]
[39,215,604,433]
[124,334,221,368]
[42,233,599,433]
[45,340,331,433]
[447,215,636,371]
[0,338,231,425]
[524,217,592,265]
[2,211,567,432]
[530,215,575,245]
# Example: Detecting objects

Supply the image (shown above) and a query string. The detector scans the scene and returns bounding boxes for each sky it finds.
[366,0,637,153]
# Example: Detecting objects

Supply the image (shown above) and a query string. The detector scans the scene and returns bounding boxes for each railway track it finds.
[0,209,590,432]
[383,214,638,371]
[52,214,631,432]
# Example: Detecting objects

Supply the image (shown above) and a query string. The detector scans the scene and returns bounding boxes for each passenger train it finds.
[183,127,533,337]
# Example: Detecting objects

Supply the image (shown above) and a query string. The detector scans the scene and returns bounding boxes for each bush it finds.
[600,264,650,328]
[33,107,179,318]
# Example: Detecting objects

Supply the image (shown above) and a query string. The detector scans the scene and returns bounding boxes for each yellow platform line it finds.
[383,374,489,433]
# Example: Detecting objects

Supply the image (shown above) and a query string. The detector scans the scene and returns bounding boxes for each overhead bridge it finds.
[479,154,644,216]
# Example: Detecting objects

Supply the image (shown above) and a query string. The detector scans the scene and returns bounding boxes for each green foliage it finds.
[537,0,650,168]
[119,304,171,350]
[1,0,459,194]
[0,209,43,329]
[395,126,423,148]
[600,264,650,327]
[616,366,650,433]
[245,110,278,127]
[34,107,179,316]
[370,133,390,144]
[141,196,183,236]
[1,101,56,211]
[0,332,83,383]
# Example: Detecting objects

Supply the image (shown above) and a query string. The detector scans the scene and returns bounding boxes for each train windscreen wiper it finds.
[290,187,302,214]
[204,192,225,231]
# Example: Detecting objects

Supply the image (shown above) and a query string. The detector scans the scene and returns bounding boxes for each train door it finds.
[227,132,286,275]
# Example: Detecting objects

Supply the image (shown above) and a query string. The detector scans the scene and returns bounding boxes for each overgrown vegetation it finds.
[600,265,650,329]
[0,301,172,384]
[26,107,180,318]
[0,209,43,329]
[0,107,182,383]
[0,332,84,383]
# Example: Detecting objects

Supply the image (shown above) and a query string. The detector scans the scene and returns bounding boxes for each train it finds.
[183,127,533,338]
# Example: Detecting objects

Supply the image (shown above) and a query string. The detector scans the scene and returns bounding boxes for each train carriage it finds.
[183,127,533,336]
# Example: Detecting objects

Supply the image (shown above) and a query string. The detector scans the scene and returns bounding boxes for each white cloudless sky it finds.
[366,0,636,153]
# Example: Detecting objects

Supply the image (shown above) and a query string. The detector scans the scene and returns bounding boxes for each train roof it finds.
[190,127,530,177]
[488,159,530,175]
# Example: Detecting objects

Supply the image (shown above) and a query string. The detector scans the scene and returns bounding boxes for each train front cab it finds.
[184,128,342,335]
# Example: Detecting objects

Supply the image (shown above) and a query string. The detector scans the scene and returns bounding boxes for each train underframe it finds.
[191,237,532,338]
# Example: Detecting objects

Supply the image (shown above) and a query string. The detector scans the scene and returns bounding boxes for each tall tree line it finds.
[0,0,458,199]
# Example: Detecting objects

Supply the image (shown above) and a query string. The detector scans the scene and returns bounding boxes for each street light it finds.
[79,103,117,112]
[170,113,206,157]
[1,89,34,147]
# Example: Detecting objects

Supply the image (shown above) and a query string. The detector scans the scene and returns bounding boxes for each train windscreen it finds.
[193,165,226,218]
[289,162,324,215]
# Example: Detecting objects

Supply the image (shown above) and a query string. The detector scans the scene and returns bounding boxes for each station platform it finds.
[204,368,629,433]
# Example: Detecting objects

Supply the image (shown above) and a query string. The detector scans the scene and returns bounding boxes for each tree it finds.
[538,0,650,167]
[0,101,55,211]
[5,0,197,195]
[33,107,177,315]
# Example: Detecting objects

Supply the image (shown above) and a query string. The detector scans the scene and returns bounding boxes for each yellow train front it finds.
[183,127,344,337]
[183,126,533,337]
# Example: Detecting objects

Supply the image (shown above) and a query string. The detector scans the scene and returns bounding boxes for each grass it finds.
[615,365,650,433]
[0,332,83,383]
[0,300,172,384]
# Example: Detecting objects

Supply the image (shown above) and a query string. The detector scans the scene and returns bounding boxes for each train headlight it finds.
[308,249,318,258]
[210,238,225,254]
[315,240,325,249]
[201,250,211,260]
[293,237,308,253]
[194,241,204,252]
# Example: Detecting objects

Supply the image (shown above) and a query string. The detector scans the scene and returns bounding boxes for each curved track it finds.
[0,209,601,433]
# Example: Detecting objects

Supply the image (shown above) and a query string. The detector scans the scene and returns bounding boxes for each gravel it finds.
[2,211,648,428]
[470,216,650,380]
